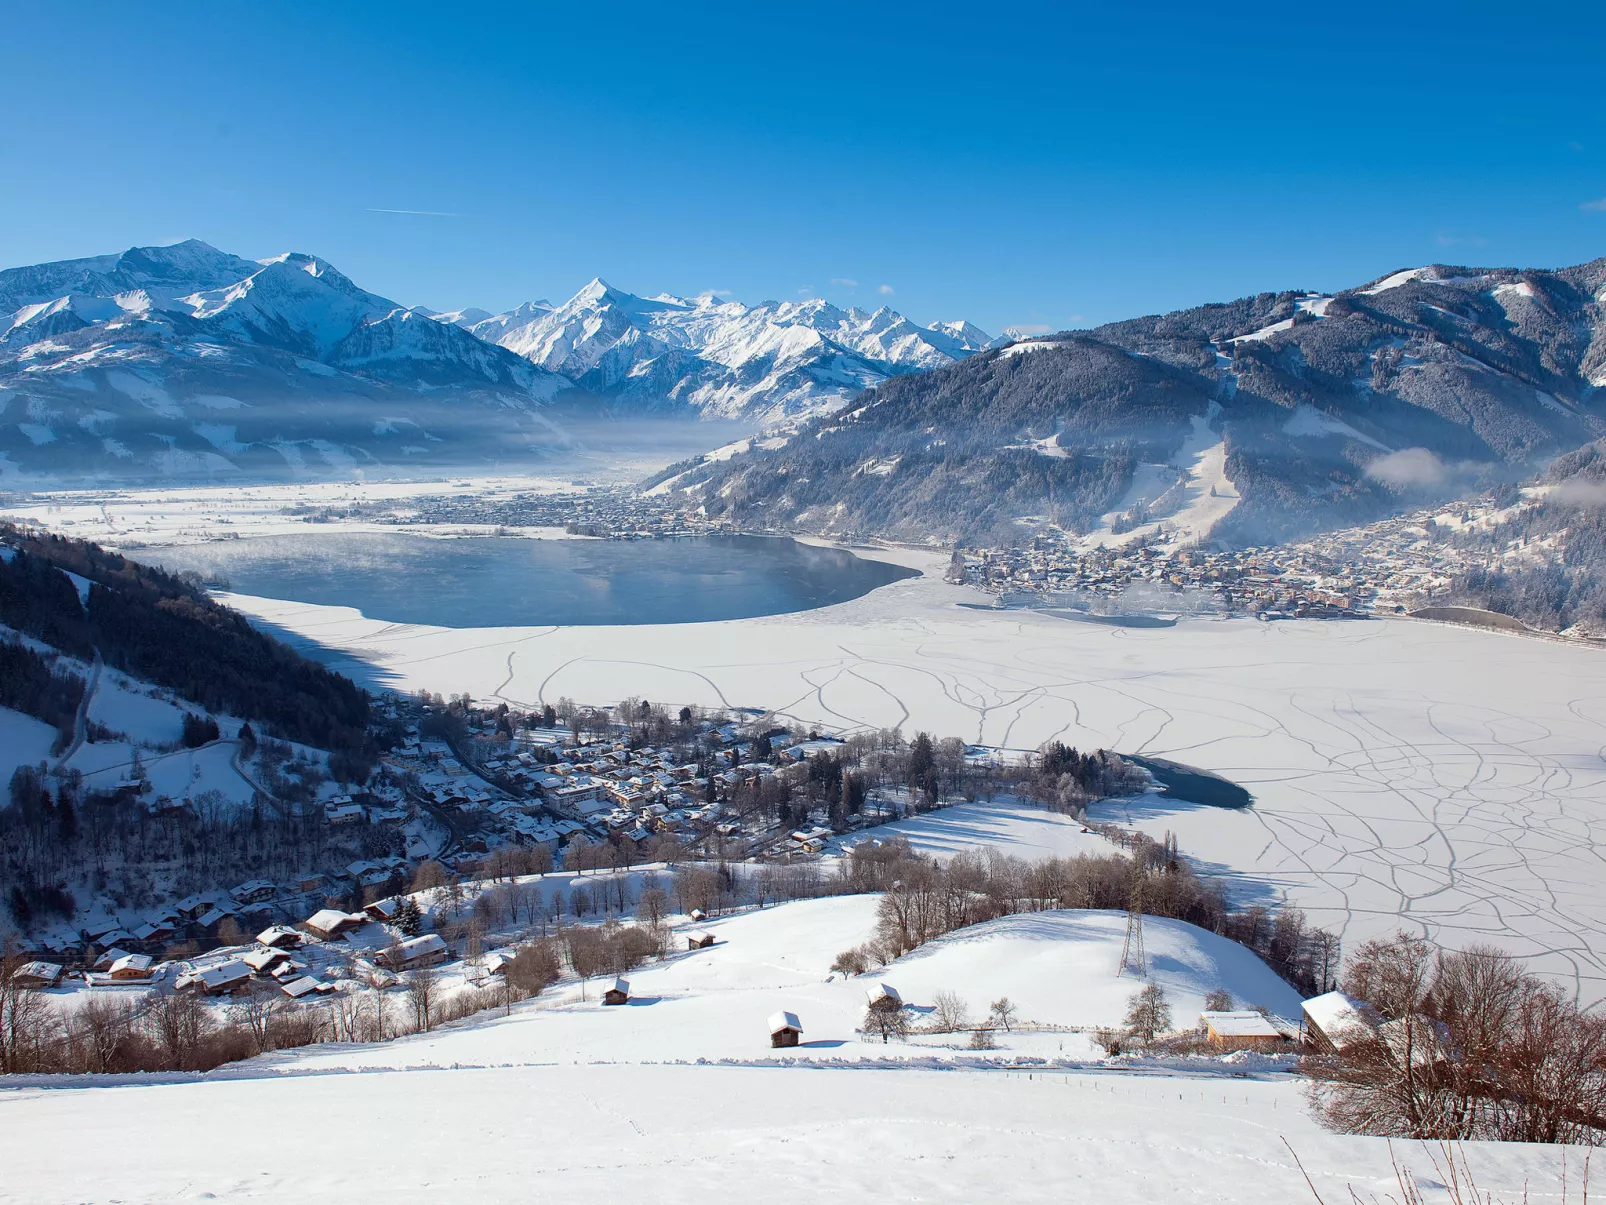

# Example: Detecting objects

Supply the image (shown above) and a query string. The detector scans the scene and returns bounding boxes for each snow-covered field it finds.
[2,476,602,548]
[836,797,1113,863]
[10,1060,1578,1205]
[280,898,1302,1073]
[205,553,1606,1003]
[0,896,1580,1204]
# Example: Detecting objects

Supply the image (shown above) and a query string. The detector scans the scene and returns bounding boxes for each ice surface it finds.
[221,554,1606,1002]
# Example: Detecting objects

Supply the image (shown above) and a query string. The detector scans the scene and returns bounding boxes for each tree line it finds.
[0,525,371,756]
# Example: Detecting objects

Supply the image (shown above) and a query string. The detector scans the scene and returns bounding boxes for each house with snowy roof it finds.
[1301,991,1383,1052]
[378,934,448,972]
[1199,1010,1287,1051]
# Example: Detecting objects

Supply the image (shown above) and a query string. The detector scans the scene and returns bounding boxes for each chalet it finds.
[1199,1010,1285,1052]
[106,953,155,980]
[182,961,253,996]
[230,879,277,905]
[191,908,239,937]
[603,978,630,1006]
[173,894,213,920]
[131,920,175,946]
[325,801,367,825]
[92,947,134,972]
[256,925,303,949]
[10,961,63,988]
[686,931,716,950]
[303,909,365,941]
[769,1010,803,1048]
[241,947,290,975]
[279,975,327,1000]
[1302,991,1383,1052]
[378,934,448,972]
[364,898,402,924]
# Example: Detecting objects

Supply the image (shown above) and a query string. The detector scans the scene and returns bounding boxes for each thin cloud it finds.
[1436,231,1488,247]
[830,277,858,289]
[1582,198,1606,213]
[877,284,895,296]
[366,207,462,217]
[797,286,814,296]
[697,289,733,299]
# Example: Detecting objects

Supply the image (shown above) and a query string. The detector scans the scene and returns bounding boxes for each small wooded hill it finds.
[669,258,1606,546]
[0,525,369,753]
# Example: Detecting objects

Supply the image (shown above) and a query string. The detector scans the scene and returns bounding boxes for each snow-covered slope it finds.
[1,893,1561,1202]
[0,241,568,482]
[454,280,998,420]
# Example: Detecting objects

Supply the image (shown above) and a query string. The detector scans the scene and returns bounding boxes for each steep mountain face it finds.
[669,260,1606,547]
[454,282,999,419]
[0,242,567,483]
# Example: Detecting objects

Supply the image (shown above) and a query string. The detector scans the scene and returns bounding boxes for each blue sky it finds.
[2,1,1603,333]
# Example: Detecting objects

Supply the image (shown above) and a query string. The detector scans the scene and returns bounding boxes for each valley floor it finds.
[206,550,1606,1005]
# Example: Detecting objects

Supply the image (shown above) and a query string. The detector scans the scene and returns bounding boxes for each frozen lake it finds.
[219,552,1606,1003]
[142,532,917,627]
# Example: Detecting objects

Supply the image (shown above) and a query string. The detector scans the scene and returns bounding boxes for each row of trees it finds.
[825,836,1338,997]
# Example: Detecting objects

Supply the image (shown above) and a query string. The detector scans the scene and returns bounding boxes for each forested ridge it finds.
[0,525,369,753]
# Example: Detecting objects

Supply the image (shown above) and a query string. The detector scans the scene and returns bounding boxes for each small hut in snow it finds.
[866,982,902,1009]
[686,931,716,951]
[769,1010,803,1048]
[689,908,708,922]
[603,978,631,1006]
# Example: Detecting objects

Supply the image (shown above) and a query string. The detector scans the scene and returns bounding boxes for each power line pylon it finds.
[1119,875,1147,978]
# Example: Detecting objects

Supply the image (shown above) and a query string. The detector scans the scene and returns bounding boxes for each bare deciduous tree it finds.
[405,967,439,1033]
[932,989,971,1033]
[1123,983,1171,1044]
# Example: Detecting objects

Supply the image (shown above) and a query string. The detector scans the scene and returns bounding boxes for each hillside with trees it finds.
[0,524,370,754]
[661,257,1606,547]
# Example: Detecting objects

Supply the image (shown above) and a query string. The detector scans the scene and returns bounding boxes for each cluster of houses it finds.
[962,537,1376,619]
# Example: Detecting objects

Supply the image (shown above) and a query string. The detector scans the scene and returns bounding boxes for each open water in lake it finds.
[143,532,917,627]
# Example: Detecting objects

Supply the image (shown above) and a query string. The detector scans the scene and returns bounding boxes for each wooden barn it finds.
[1199,1010,1285,1052]
[686,931,716,951]
[769,1010,803,1048]
[603,978,631,1006]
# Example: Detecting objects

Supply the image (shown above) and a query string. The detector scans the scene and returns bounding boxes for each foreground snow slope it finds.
[0,1062,1574,1204]
[216,552,1606,1003]
[0,897,1573,1203]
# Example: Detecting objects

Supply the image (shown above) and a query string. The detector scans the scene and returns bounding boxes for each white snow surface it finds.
[0,896,1573,1202]
[2,1058,1574,1204]
[217,549,1606,1003]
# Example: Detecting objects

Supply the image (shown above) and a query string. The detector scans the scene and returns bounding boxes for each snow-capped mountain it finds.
[0,240,995,481]
[0,241,567,482]
[448,281,998,419]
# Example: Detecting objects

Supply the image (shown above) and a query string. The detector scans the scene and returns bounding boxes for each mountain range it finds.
[0,241,995,482]
[663,259,1606,547]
